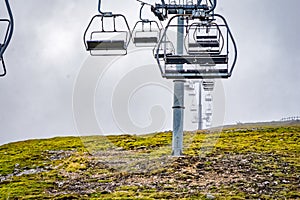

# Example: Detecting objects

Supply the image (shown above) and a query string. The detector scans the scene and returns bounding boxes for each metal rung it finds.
[188,49,221,54]
[166,69,228,74]
[163,73,230,79]
[196,36,218,39]
[87,40,125,51]
[165,55,228,65]
[190,41,220,48]
[133,37,158,44]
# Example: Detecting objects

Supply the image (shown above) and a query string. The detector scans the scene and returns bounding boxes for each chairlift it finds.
[132,3,161,47]
[133,21,161,47]
[83,1,131,56]
[0,0,14,77]
[206,121,212,128]
[190,99,197,111]
[190,105,197,112]
[186,22,224,55]
[202,80,215,91]
[154,14,237,79]
[192,114,199,124]
[0,19,10,76]
[205,94,213,102]
[205,107,212,116]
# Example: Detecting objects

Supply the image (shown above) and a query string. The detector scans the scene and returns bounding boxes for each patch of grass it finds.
[213,126,300,157]
[0,137,85,176]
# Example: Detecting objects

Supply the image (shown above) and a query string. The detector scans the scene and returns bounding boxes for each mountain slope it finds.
[0,122,299,199]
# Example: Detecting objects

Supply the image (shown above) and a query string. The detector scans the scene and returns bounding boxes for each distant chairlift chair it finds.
[132,3,161,47]
[0,0,14,77]
[202,80,215,91]
[205,94,213,102]
[187,22,224,55]
[132,20,161,47]
[84,13,131,56]
[154,14,237,79]
[0,19,10,76]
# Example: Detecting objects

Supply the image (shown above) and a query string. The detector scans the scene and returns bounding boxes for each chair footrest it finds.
[87,40,125,50]
[165,69,228,74]
[165,55,228,65]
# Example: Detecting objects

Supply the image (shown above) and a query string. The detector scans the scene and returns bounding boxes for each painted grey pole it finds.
[172,9,185,156]
[198,82,203,130]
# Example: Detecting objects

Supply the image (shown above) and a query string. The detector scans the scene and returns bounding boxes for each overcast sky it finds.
[0,0,299,145]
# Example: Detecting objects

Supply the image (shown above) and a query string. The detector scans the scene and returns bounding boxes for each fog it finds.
[0,0,299,145]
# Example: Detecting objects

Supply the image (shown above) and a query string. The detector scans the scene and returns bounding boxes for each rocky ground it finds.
[44,151,299,199]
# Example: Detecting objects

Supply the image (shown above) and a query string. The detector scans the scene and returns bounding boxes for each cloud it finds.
[0,0,299,145]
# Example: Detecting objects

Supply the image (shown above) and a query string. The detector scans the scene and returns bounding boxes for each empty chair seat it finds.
[196,35,218,40]
[87,40,125,51]
[165,54,228,65]
[190,41,220,48]
[133,37,158,44]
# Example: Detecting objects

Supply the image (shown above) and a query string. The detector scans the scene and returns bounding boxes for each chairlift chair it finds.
[0,0,14,77]
[202,80,215,91]
[133,2,162,47]
[83,13,131,56]
[187,22,224,55]
[190,98,197,111]
[192,114,199,124]
[0,19,10,76]
[190,104,197,112]
[154,14,237,79]
[205,94,213,102]
[206,121,212,128]
[205,108,212,116]
[132,20,161,47]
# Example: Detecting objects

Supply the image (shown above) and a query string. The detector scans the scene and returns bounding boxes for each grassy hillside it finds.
[0,122,299,199]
